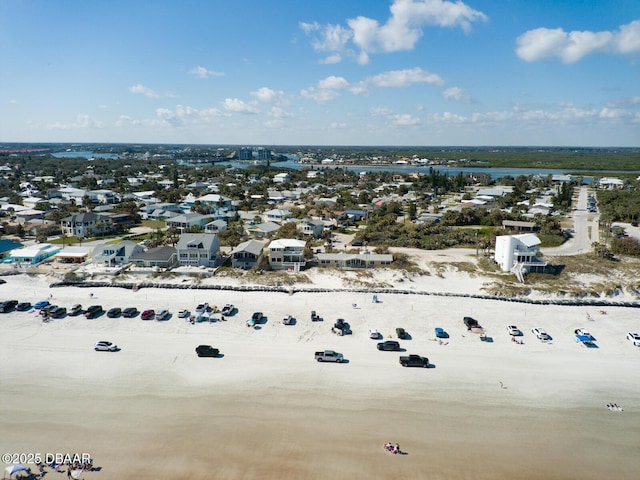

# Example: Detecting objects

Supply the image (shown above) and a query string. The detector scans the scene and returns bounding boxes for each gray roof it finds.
[230,239,264,256]
[130,246,176,262]
[316,253,393,262]
[176,233,219,250]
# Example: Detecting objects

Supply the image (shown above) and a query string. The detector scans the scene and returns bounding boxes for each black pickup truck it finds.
[463,316,480,330]
[399,354,429,368]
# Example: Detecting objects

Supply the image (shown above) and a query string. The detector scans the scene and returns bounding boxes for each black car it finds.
[84,305,103,319]
[49,306,67,318]
[196,345,220,357]
[396,327,408,339]
[122,307,138,318]
[377,340,401,351]
[16,302,32,311]
[0,300,18,312]
[252,312,264,322]
[107,307,122,318]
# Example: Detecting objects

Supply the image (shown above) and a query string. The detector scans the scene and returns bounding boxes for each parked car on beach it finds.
[627,332,640,346]
[532,328,551,341]
[155,309,170,321]
[107,307,122,318]
[141,309,155,320]
[377,340,401,351]
[506,325,521,336]
[177,309,190,318]
[69,304,83,316]
[0,300,18,312]
[16,302,32,311]
[196,345,220,357]
[396,327,408,339]
[84,305,103,319]
[399,354,429,367]
[94,341,118,352]
[435,327,448,339]
[221,304,235,316]
[122,307,138,318]
[49,306,67,318]
[34,300,50,309]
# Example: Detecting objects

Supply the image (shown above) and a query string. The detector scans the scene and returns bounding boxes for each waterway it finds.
[52,150,119,160]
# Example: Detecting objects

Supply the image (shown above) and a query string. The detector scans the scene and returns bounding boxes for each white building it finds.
[494,234,547,281]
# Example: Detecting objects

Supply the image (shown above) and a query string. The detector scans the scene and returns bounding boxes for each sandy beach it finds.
[2,269,640,479]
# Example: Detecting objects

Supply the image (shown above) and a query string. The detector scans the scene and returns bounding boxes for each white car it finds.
[369,329,381,339]
[177,309,190,318]
[94,341,118,352]
[506,325,521,336]
[155,309,170,321]
[195,303,209,314]
[532,328,550,341]
[627,332,640,346]
[221,304,234,316]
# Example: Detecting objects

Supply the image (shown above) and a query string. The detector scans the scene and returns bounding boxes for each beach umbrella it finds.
[70,469,84,479]
[4,463,28,477]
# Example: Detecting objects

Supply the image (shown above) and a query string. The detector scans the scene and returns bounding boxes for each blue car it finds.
[34,300,50,309]
[435,327,449,339]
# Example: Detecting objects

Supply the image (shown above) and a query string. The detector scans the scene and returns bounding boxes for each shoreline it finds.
[2,275,640,479]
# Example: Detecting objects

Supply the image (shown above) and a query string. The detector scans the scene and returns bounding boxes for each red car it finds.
[141,309,155,320]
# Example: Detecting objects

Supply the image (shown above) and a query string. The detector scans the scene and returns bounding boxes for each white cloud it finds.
[251,87,287,104]
[516,20,640,63]
[188,66,224,78]
[45,114,104,130]
[319,54,342,64]
[302,0,487,63]
[222,98,259,114]
[442,86,471,102]
[268,106,293,119]
[367,67,443,87]
[391,113,421,126]
[370,107,394,116]
[300,87,340,103]
[318,76,350,90]
[129,84,160,98]
[154,104,226,126]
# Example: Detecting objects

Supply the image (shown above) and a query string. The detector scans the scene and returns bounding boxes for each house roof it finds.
[250,222,281,233]
[176,233,219,250]
[317,253,393,262]
[230,239,264,256]
[0,239,23,254]
[130,246,177,262]
[268,238,306,249]
[513,233,542,247]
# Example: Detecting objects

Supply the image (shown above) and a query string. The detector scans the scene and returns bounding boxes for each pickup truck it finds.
[283,314,295,325]
[463,316,481,331]
[399,354,429,368]
[314,350,344,363]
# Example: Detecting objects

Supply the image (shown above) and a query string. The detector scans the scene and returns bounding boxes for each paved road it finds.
[542,186,600,256]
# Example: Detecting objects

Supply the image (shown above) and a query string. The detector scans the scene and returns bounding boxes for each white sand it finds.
[1,270,640,479]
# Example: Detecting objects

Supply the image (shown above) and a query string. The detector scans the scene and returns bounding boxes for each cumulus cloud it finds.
[129,84,160,98]
[154,104,226,127]
[222,98,259,114]
[391,113,421,126]
[188,66,224,78]
[516,20,640,63]
[367,67,443,87]
[300,87,340,104]
[442,86,471,102]
[46,114,104,130]
[301,0,487,63]
[318,75,350,90]
[251,87,287,104]
[268,106,293,119]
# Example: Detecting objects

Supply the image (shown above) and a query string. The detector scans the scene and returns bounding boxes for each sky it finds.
[1,0,639,147]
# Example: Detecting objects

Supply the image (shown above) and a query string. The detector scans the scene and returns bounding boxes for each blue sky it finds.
[1,0,639,146]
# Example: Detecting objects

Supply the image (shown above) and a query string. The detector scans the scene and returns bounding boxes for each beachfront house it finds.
[316,252,393,269]
[494,234,548,281]
[176,233,221,268]
[230,239,264,270]
[91,241,143,267]
[267,238,306,271]
[246,221,281,239]
[5,243,60,266]
[60,212,114,238]
[130,246,178,270]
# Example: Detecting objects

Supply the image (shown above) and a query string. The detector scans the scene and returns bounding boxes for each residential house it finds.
[230,239,264,270]
[494,234,548,281]
[246,221,280,239]
[141,203,183,220]
[130,246,178,269]
[204,219,228,234]
[316,252,393,269]
[176,233,221,267]
[91,241,143,267]
[6,243,60,266]
[194,193,233,215]
[53,246,92,265]
[273,172,290,183]
[166,213,212,233]
[267,238,306,271]
[60,212,114,237]
[263,208,292,224]
[502,220,538,232]
[344,209,367,221]
[297,219,324,238]
[0,239,23,259]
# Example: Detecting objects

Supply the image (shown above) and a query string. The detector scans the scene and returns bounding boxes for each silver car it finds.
[94,341,118,352]
[155,309,170,321]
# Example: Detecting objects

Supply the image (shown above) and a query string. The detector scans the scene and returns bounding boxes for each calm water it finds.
[52,150,119,160]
